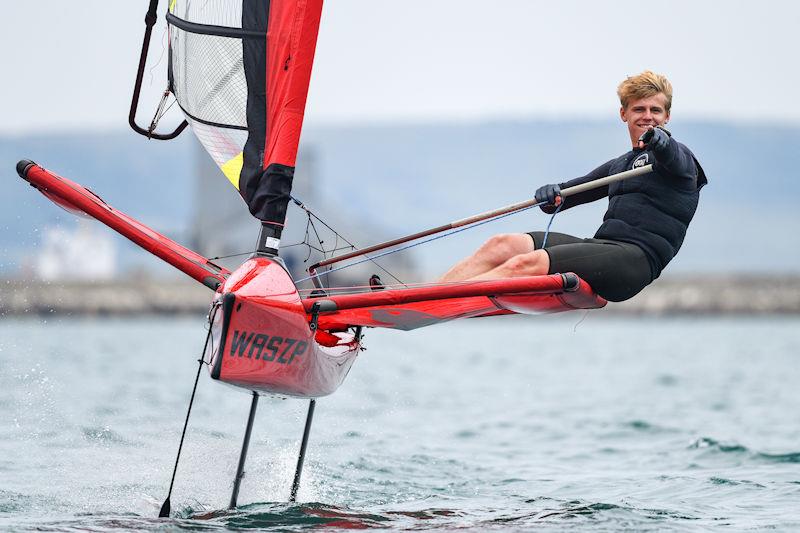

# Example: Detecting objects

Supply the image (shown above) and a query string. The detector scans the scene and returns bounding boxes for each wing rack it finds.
[16,160,230,289]
[305,274,606,331]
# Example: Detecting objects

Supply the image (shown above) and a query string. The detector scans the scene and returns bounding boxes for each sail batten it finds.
[168,0,323,229]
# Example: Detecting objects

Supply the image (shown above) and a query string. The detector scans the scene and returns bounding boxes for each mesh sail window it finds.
[168,0,323,226]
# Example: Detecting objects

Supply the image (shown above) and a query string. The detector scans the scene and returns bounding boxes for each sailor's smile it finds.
[620,93,670,147]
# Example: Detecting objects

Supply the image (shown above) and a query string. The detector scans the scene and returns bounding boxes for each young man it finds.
[439,71,707,302]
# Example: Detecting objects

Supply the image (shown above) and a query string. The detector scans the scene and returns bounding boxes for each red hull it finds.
[207,258,360,397]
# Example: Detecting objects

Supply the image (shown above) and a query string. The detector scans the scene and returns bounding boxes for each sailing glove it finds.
[535,183,562,206]
[638,125,671,153]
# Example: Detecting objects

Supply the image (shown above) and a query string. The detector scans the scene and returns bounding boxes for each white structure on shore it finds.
[36,220,116,281]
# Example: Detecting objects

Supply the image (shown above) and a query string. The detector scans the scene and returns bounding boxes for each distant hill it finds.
[2,120,798,277]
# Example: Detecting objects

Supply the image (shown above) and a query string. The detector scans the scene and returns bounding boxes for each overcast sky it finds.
[2,0,798,135]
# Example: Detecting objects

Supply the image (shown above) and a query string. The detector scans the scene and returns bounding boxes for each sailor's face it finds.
[620,94,670,147]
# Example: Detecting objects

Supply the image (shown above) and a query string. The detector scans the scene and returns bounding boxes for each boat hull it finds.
[206,257,360,398]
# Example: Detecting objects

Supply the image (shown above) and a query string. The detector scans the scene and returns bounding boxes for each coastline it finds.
[1,274,798,317]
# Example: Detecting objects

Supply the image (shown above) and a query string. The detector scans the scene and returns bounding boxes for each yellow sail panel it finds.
[187,119,248,192]
[221,152,244,190]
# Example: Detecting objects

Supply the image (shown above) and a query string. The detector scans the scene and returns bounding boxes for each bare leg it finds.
[439,233,535,282]
[468,249,550,281]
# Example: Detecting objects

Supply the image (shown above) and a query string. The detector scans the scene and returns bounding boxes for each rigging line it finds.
[284,242,358,257]
[304,215,335,278]
[281,241,315,250]
[282,219,320,254]
[540,200,564,249]
[153,97,179,131]
[331,233,341,261]
[208,251,253,261]
[300,216,315,263]
[205,230,372,262]
[298,280,509,297]
[161,97,178,116]
[149,88,172,132]
[295,203,541,284]
[148,25,169,87]
[573,309,591,332]
[206,241,352,261]
[292,196,347,237]
[297,277,510,293]
[306,216,330,257]
[290,196,406,287]
[158,316,214,518]
[304,215,350,283]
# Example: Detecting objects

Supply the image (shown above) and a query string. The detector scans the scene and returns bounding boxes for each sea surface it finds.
[1,314,799,531]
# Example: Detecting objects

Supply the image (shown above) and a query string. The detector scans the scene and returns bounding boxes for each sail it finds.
[167,0,323,230]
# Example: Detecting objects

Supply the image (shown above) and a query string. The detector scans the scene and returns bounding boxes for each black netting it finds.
[170,27,247,129]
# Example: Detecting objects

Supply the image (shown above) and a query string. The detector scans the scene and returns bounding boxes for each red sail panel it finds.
[305,275,606,331]
[265,0,323,168]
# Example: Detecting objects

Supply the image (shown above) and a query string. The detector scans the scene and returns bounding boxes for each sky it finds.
[2,0,799,135]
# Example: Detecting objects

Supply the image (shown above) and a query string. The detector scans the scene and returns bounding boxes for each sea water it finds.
[1,314,799,531]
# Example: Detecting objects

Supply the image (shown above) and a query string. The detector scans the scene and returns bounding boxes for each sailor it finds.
[439,71,707,302]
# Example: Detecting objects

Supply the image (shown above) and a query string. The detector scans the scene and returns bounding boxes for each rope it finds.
[295,201,548,284]
[539,200,564,249]
[290,196,406,286]
[148,87,177,135]
[203,196,562,288]
[208,251,254,261]
[158,315,215,517]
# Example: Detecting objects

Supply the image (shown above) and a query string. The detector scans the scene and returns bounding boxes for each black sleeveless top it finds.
[546,138,708,279]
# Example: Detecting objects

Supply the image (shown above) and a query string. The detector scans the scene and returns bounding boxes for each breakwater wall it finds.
[1,275,799,316]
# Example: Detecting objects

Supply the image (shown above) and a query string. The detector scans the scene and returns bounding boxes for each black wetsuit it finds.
[529,137,707,302]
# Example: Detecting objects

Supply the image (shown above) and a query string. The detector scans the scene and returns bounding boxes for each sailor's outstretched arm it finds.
[538,159,616,214]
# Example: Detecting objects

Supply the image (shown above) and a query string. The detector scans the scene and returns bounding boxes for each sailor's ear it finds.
[619,106,627,122]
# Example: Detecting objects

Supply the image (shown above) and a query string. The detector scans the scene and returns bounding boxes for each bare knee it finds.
[476,233,534,263]
[501,250,549,276]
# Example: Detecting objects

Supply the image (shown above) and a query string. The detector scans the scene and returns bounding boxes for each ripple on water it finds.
[688,437,748,453]
[626,419,677,433]
[756,451,800,464]
[688,437,800,465]
[709,477,766,488]
[80,425,136,447]
[0,491,27,513]
[165,499,704,531]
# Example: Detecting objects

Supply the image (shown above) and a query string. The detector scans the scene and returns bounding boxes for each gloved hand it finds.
[535,183,562,206]
[638,125,671,152]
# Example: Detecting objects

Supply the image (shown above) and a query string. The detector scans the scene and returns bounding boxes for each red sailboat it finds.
[14,0,620,515]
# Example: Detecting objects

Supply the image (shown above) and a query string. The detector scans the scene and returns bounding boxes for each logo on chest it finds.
[632,153,649,169]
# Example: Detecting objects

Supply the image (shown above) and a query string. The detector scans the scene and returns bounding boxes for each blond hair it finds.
[617,70,673,112]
